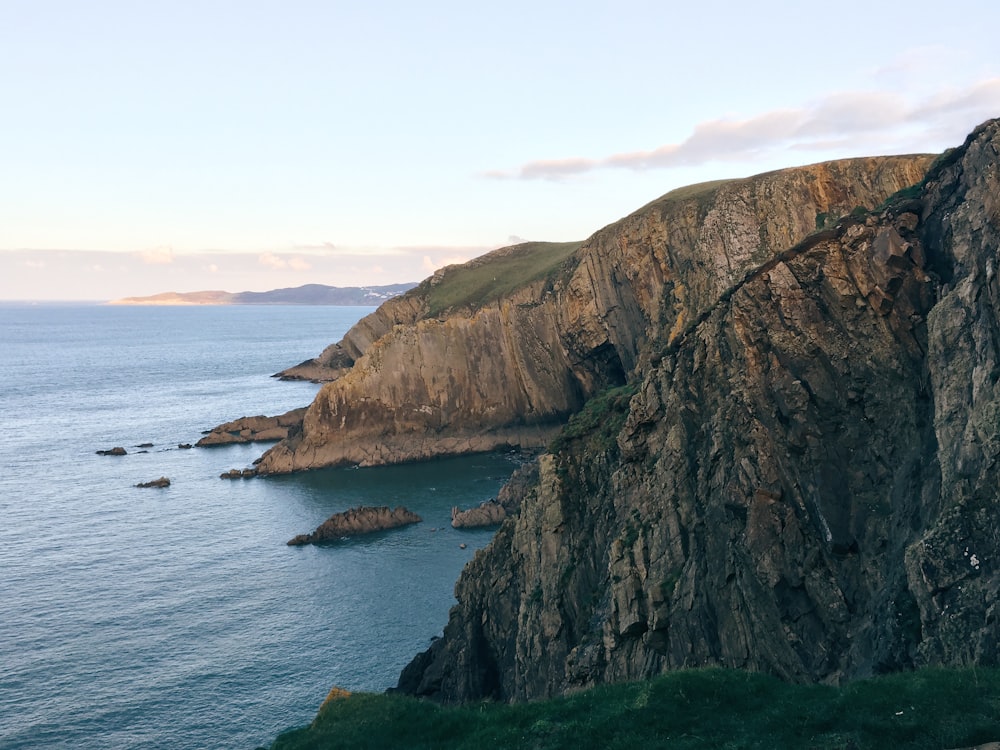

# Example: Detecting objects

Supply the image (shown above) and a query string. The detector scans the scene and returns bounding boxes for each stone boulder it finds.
[287,505,422,546]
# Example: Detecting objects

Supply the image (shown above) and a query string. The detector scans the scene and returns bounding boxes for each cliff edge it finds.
[253,155,931,474]
[394,120,1000,701]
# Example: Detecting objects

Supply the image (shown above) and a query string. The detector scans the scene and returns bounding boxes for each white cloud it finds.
[490,79,1000,180]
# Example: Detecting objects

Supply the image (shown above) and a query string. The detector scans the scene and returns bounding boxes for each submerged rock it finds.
[220,468,256,479]
[287,505,422,546]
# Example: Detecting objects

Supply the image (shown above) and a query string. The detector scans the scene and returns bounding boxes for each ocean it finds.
[0,304,515,750]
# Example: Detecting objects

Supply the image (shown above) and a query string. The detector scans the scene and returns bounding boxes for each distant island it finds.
[106,282,417,306]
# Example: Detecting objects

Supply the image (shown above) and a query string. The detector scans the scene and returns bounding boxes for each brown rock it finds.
[253,154,932,475]
[396,121,1000,704]
[96,447,127,456]
[136,476,170,488]
[287,505,422,546]
[196,407,306,447]
[451,502,506,528]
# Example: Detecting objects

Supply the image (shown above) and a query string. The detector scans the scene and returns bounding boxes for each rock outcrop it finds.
[451,502,506,528]
[287,505,422,545]
[96,446,127,456]
[395,120,1000,702]
[136,477,170,488]
[197,408,306,446]
[254,156,931,474]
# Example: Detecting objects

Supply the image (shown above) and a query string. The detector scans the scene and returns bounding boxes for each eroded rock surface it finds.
[255,155,931,474]
[396,121,1000,703]
[197,407,306,446]
[451,502,506,528]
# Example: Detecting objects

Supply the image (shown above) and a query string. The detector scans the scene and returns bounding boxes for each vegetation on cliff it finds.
[419,240,583,316]
[252,152,930,475]
[265,667,1000,749]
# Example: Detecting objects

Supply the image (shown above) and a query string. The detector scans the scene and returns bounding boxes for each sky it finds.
[2,0,999,301]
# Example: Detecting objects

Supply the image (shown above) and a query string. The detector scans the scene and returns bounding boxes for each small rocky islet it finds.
[286,505,422,546]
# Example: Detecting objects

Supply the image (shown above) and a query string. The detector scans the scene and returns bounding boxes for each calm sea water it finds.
[0,304,514,750]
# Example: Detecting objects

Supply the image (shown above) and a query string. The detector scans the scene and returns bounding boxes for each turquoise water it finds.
[0,305,514,749]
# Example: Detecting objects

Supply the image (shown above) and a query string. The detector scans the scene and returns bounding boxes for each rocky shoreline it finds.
[196,407,306,446]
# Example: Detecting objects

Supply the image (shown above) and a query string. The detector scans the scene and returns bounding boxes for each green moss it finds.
[422,241,583,316]
[875,183,924,213]
[549,384,638,455]
[659,569,681,600]
[266,667,1000,749]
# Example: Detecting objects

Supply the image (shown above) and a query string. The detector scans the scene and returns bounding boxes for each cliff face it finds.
[395,120,1000,702]
[255,155,931,473]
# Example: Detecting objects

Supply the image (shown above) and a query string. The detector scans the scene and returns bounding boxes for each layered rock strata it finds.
[254,155,931,474]
[396,121,1000,702]
[196,408,306,446]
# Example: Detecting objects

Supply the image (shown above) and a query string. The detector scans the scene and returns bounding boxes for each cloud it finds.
[258,252,312,271]
[491,78,1000,180]
[23,259,45,269]
[137,247,174,265]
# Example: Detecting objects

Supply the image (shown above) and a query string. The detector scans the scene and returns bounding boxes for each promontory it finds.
[221,118,1000,704]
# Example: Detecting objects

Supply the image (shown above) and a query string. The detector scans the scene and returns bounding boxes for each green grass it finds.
[264,667,1000,750]
[422,241,583,316]
[548,383,637,455]
[658,178,736,203]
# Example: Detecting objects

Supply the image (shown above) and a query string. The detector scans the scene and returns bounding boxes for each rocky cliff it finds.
[394,120,1000,701]
[253,155,931,474]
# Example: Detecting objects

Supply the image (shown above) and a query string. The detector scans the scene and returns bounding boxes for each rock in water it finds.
[96,447,127,456]
[197,407,306,447]
[136,477,170,488]
[287,506,422,546]
[451,502,506,528]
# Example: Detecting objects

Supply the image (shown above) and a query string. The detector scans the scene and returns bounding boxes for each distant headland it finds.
[106,282,417,306]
